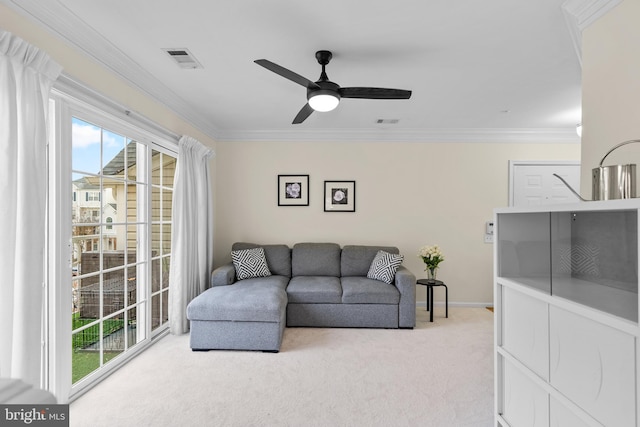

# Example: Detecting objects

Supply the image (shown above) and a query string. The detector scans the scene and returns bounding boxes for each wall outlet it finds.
[484,234,494,244]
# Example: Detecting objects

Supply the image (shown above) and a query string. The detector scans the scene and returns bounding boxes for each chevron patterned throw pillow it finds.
[367,250,404,284]
[231,247,272,280]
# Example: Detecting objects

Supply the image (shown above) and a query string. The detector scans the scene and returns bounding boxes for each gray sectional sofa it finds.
[187,242,416,352]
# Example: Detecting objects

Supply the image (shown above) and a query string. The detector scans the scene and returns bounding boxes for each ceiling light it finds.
[576,123,582,137]
[308,92,340,112]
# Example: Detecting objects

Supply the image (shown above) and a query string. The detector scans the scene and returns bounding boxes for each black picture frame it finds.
[278,174,309,206]
[324,180,356,212]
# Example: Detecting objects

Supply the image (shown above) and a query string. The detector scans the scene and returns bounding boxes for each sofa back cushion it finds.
[341,245,400,277]
[232,242,291,277]
[292,243,341,277]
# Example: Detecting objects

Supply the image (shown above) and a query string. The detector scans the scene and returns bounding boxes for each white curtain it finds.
[169,135,215,334]
[0,30,62,388]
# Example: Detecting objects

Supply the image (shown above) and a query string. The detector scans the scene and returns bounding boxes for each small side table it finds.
[416,279,448,322]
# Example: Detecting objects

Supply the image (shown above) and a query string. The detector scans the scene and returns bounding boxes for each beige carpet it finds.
[71,307,494,427]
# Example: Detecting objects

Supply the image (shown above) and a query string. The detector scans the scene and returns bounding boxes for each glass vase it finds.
[427,267,437,282]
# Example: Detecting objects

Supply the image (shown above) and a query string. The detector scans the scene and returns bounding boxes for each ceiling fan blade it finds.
[254,59,320,90]
[339,87,412,99]
[292,103,314,124]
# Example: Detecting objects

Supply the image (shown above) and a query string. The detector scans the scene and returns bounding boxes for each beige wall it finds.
[581,0,640,197]
[216,140,579,304]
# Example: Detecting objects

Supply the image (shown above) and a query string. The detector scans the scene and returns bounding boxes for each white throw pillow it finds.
[367,250,404,284]
[231,247,272,280]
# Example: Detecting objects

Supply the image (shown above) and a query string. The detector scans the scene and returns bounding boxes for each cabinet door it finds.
[549,306,636,427]
[502,287,549,379]
[550,397,591,427]
[502,358,549,427]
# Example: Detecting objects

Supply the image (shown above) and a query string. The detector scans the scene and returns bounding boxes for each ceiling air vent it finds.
[162,48,203,69]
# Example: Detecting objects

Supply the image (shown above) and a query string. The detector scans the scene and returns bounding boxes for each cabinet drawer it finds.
[502,286,549,379]
[502,358,549,427]
[549,306,636,427]
[550,397,591,427]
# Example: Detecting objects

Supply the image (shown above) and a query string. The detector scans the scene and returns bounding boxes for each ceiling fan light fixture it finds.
[308,92,340,112]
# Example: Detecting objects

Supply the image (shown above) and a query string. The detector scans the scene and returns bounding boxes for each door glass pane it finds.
[101,129,125,176]
[126,140,138,182]
[72,328,100,384]
[126,266,137,306]
[163,156,176,188]
[151,258,161,293]
[103,268,125,317]
[151,224,160,256]
[162,256,171,290]
[151,186,161,221]
[151,294,161,331]
[161,290,169,324]
[105,224,124,255]
[76,273,100,323]
[103,312,125,362]
[127,307,138,347]
[127,224,138,262]
[72,118,101,175]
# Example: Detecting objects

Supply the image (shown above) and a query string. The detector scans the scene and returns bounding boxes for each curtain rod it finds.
[53,72,180,143]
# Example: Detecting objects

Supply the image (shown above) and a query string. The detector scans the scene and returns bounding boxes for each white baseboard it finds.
[416,301,494,308]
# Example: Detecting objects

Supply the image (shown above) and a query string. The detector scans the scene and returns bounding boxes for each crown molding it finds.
[2,0,221,140]
[217,128,581,144]
[563,0,622,30]
[562,0,622,65]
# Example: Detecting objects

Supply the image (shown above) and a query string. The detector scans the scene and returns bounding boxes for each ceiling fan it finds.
[254,50,412,124]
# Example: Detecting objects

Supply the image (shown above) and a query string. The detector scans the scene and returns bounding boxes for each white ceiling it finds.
[7,0,584,142]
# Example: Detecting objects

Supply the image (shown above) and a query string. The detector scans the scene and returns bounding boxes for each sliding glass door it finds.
[49,94,177,399]
[70,117,150,384]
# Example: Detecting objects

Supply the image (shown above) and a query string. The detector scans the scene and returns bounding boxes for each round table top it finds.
[416,279,445,286]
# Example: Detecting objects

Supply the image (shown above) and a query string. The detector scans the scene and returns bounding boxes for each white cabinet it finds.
[494,200,640,427]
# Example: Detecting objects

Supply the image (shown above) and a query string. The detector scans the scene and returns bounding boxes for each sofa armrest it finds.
[210,263,236,287]
[394,266,416,328]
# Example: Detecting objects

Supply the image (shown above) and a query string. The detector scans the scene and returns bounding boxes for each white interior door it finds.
[510,161,581,207]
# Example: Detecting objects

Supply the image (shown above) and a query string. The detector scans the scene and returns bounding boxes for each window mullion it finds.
[136,143,151,342]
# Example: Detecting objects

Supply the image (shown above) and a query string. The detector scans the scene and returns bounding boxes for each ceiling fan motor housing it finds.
[307,80,341,102]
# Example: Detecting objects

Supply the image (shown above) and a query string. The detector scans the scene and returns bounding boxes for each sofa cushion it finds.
[286,276,342,303]
[231,247,272,280]
[232,242,291,277]
[341,277,400,304]
[367,250,404,284]
[187,276,288,322]
[341,245,399,277]
[292,243,341,277]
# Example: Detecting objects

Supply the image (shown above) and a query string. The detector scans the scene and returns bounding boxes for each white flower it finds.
[417,244,445,270]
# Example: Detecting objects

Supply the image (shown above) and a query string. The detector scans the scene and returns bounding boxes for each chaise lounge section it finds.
[186,242,416,352]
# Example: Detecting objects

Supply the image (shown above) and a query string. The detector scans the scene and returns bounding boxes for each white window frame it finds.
[47,78,178,403]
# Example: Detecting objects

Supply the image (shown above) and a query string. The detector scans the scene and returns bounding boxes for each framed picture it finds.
[324,180,356,212]
[278,174,309,206]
